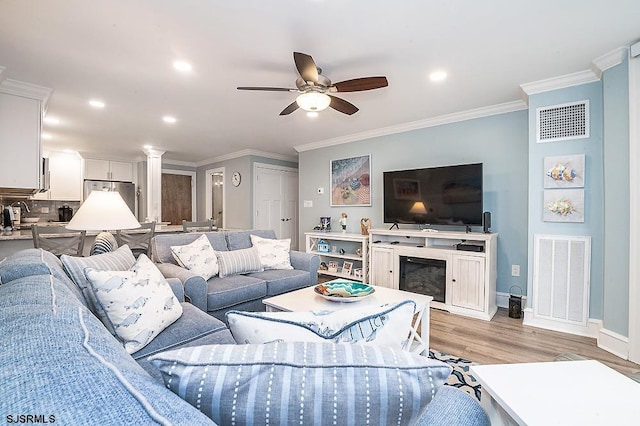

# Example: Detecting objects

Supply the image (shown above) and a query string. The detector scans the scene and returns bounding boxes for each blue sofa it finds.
[150,229,321,321]
[0,248,489,426]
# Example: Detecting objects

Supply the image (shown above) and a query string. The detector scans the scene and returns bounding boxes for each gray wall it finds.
[298,110,529,296]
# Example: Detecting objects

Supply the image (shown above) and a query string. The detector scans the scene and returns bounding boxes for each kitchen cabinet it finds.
[85,159,133,182]
[0,91,42,193]
[33,151,83,201]
[305,232,369,282]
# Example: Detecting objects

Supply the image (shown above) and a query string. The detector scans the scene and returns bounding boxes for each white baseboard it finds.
[522,308,599,338]
[496,291,527,309]
[598,328,629,359]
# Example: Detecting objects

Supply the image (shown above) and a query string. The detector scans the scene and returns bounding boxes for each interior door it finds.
[161,173,192,225]
[254,165,298,249]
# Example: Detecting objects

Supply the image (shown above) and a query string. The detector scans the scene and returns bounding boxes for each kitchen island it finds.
[0,224,184,259]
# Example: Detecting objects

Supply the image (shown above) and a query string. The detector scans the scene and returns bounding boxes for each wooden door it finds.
[161,173,192,225]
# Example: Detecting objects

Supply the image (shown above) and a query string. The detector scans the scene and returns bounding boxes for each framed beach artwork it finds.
[342,261,353,276]
[330,155,371,206]
[543,189,584,223]
[543,154,585,188]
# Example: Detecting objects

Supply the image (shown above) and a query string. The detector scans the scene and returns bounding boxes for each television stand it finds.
[368,228,498,321]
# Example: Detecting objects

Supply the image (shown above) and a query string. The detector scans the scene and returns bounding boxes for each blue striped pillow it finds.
[215,247,263,278]
[150,342,452,426]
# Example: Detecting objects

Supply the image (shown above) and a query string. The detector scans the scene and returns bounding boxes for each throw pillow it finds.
[250,234,293,270]
[150,341,452,426]
[61,244,136,335]
[215,247,263,278]
[84,254,183,354]
[170,234,218,280]
[226,300,416,350]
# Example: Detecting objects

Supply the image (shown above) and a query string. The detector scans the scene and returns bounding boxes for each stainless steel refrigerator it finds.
[84,180,136,215]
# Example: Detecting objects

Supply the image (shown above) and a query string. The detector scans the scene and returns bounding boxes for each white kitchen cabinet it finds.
[0,91,42,192]
[85,159,133,182]
[305,232,369,282]
[369,246,395,288]
[33,151,83,201]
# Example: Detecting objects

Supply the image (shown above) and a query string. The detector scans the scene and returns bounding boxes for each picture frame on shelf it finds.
[327,261,339,273]
[353,268,363,279]
[342,261,353,276]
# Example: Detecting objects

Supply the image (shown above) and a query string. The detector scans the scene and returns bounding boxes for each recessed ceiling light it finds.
[43,116,60,125]
[173,61,192,72]
[306,112,319,118]
[41,132,52,140]
[429,71,448,82]
[143,144,153,150]
[163,116,177,124]
[89,99,105,108]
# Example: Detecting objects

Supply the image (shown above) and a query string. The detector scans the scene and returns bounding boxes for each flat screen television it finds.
[383,163,483,226]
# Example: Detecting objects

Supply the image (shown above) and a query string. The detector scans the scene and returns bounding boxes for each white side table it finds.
[470,360,640,425]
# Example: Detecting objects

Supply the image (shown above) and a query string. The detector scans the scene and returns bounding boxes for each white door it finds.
[254,164,298,249]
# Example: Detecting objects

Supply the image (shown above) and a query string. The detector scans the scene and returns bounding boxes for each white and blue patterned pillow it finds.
[150,341,452,426]
[170,234,218,280]
[250,234,293,270]
[215,247,263,278]
[226,300,416,350]
[84,254,183,354]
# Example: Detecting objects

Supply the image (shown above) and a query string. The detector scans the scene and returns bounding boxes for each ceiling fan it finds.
[237,52,388,116]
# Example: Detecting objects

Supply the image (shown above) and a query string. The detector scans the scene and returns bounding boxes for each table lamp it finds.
[66,190,140,255]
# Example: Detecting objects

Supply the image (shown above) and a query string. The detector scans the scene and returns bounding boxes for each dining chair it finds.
[116,221,156,258]
[182,219,216,233]
[32,224,86,257]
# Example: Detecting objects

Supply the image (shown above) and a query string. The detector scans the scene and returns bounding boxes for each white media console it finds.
[368,228,498,320]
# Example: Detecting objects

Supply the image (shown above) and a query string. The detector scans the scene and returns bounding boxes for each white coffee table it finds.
[470,360,640,425]
[263,284,433,355]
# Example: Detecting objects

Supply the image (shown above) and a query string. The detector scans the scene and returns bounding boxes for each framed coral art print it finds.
[543,189,584,222]
[543,154,585,188]
[330,155,371,206]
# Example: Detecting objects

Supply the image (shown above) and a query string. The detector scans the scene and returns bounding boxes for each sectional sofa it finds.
[0,247,489,425]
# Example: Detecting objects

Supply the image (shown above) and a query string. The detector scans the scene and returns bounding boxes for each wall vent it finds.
[532,234,590,325]
[536,100,589,143]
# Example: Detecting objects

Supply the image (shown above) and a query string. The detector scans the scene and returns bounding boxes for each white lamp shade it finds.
[66,190,141,231]
[296,92,331,112]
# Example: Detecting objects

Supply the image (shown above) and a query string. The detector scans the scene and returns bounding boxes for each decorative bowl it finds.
[314,281,375,303]
[21,217,40,224]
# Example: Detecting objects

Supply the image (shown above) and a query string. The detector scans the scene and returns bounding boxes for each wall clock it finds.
[231,171,242,187]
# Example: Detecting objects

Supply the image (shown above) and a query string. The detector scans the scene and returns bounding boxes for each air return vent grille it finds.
[536,100,589,143]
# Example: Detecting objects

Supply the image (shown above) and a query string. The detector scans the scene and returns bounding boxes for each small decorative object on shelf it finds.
[360,217,371,235]
[320,216,331,231]
[340,212,348,233]
[338,248,346,255]
[317,239,330,253]
[353,268,363,279]
[327,261,339,273]
[319,262,328,271]
[342,261,353,276]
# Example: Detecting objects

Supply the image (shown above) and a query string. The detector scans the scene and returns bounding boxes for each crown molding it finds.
[196,148,298,167]
[520,69,599,98]
[162,158,197,168]
[592,47,628,78]
[295,100,527,153]
[0,78,53,107]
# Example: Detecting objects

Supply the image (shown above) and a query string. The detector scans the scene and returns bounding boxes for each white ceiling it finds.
[1,1,639,164]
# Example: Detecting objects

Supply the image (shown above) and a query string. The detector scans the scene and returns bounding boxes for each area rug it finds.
[429,350,482,402]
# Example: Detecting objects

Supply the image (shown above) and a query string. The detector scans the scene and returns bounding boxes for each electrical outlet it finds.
[317,187,324,195]
[511,264,520,277]
[303,200,313,208]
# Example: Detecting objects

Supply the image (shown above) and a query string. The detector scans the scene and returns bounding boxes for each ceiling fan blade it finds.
[293,52,318,84]
[333,76,388,92]
[237,86,296,92]
[279,101,299,116]
[329,96,359,115]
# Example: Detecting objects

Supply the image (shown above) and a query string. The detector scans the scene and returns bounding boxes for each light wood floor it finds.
[429,307,640,376]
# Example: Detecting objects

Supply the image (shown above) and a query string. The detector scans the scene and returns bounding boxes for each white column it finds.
[144,148,165,223]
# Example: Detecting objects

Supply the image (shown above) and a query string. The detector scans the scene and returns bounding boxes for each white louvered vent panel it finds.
[536,100,589,143]
[533,235,590,326]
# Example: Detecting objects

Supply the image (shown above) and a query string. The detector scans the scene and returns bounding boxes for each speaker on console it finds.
[483,211,491,233]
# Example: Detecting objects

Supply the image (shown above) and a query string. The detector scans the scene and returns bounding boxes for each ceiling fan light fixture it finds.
[306,111,319,118]
[296,92,331,112]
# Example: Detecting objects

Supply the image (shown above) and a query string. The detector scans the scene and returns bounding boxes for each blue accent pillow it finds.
[150,341,452,426]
